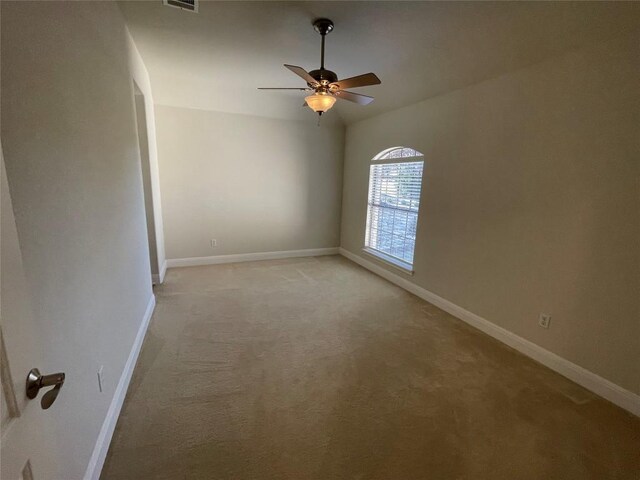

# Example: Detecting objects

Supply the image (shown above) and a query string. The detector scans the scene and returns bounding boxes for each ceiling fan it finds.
[258,18,381,117]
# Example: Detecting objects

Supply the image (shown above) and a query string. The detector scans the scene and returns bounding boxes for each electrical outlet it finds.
[210,239,217,248]
[538,313,551,329]
[97,366,104,393]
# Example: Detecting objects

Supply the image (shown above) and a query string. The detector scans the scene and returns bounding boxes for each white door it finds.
[1,146,61,479]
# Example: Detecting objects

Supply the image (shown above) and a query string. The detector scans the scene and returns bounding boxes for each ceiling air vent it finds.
[163,0,198,13]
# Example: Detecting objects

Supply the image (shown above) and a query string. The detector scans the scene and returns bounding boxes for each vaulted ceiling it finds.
[120,1,640,125]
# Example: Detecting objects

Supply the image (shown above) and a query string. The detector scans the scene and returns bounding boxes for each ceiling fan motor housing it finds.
[308,69,338,90]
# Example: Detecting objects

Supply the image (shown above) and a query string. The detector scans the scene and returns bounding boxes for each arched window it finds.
[364,146,424,272]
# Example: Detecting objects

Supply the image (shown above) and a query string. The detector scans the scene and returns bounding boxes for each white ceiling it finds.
[120,1,640,125]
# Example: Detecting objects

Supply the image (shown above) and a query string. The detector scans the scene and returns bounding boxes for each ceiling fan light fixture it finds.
[305,92,337,114]
[259,18,381,118]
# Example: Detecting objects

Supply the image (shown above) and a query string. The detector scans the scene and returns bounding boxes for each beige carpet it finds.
[101,255,639,480]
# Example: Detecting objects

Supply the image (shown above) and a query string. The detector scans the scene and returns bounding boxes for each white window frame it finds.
[363,147,425,274]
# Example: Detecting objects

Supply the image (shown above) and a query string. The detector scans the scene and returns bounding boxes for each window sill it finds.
[362,248,414,275]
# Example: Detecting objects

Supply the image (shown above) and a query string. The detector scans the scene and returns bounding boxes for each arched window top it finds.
[373,146,423,161]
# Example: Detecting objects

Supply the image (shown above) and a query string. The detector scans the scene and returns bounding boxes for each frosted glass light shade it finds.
[305,92,337,113]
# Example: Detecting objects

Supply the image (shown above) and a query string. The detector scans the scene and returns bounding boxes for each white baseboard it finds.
[159,259,167,283]
[339,248,640,417]
[83,294,156,480]
[166,247,339,269]
[152,260,167,285]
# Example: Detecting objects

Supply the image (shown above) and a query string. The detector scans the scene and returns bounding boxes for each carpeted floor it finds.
[101,255,639,480]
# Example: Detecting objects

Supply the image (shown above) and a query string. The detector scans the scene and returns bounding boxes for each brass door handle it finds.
[26,368,65,409]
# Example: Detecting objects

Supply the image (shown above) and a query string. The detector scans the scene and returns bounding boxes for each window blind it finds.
[365,160,424,266]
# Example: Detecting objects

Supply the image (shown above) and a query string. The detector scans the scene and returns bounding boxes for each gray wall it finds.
[1,2,156,478]
[340,32,640,395]
[155,105,344,259]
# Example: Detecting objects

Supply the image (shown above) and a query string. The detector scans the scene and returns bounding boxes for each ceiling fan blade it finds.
[331,73,381,90]
[334,90,374,105]
[284,64,319,87]
[258,87,312,90]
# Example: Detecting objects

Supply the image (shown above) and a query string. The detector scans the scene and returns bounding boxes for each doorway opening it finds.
[133,83,160,284]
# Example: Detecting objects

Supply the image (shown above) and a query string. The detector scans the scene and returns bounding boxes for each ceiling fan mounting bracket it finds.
[313,18,334,36]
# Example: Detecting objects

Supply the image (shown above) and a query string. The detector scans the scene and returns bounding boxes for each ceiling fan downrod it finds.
[313,18,334,71]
